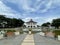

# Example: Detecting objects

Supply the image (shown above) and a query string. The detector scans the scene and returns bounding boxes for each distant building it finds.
[24,19,37,28]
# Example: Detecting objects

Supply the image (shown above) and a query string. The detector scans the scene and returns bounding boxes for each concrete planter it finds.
[0,34,4,39]
[7,32,14,37]
[45,32,55,38]
[14,32,20,35]
[58,35,60,40]
[39,32,45,36]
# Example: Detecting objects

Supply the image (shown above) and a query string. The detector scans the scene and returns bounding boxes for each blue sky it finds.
[0,0,60,25]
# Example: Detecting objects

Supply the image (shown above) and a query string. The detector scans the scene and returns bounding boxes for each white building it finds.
[24,19,37,28]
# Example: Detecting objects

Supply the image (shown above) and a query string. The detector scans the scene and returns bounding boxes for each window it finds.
[28,26,30,27]
[34,26,35,27]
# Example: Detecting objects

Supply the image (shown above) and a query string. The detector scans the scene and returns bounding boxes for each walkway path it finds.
[0,34,60,45]
[34,34,60,45]
[0,34,26,45]
[21,34,35,45]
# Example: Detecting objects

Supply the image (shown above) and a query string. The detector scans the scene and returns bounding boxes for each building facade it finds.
[24,19,37,28]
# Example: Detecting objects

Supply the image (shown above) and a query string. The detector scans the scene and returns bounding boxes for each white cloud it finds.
[0,0,60,25]
[0,1,22,18]
[22,15,60,25]
[22,16,44,22]
[22,16,53,25]
[42,15,60,23]
[2,0,60,13]
[19,0,52,13]
[52,0,60,4]
[2,0,19,4]
[37,0,41,2]
[38,0,52,13]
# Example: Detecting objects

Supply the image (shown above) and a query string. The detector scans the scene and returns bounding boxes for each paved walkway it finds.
[34,34,60,45]
[21,34,60,45]
[21,34,35,45]
[0,34,27,45]
[0,34,60,45]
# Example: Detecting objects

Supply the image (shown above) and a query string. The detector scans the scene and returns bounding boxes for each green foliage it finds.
[51,18,60,29]
[7,30,16,32]
[0,15,6,23]
[29,28,32,31]
[0,15,24,28]
[41,18,60,29]
[20,31,23,34]
[53,30,60,38]
[41,22,50,27]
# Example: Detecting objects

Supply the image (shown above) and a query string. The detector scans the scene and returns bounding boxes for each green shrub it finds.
[53,30,60,38]
[7,30,16,32]
[29,28,32,31]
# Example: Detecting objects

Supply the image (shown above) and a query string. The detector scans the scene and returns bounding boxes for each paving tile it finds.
[21,34,35,45]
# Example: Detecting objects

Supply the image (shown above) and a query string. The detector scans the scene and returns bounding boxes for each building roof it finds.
[26,19,37,23]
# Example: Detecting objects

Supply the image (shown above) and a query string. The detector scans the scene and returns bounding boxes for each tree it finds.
[51,18,60,29]
[17,19,24,27]
[0,15,24,28]
[41,22,50,27]
[0,15,6,23]
[0,15,6,28]
[41,22,51,32]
